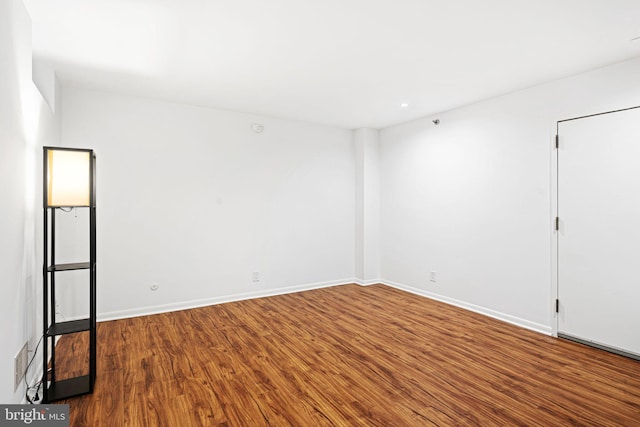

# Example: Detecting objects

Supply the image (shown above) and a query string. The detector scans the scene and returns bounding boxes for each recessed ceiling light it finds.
[400,103,409,108]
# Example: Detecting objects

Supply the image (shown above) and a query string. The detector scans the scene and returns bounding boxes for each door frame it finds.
[551,105,640,345]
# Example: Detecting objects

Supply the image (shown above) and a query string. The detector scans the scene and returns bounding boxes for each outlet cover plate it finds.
[14,342,28,391]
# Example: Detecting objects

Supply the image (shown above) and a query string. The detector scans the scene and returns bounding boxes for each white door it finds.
[557,106,640,358]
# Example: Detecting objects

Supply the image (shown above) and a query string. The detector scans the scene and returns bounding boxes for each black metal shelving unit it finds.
[42,147,97,403]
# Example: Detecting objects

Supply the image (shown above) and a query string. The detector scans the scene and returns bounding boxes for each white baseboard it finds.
[354,279,382,286]
[98,278,551,337]
[97,278,358,322]
[381,280,552,336]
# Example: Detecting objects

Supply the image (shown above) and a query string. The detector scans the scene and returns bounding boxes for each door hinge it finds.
[555,299,559,313]
[555,217,559,230]
[555,134,559,149]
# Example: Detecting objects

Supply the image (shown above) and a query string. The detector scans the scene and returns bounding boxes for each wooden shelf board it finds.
[48,262,91,272]
[47,319,91,336]
[46,375,92,402]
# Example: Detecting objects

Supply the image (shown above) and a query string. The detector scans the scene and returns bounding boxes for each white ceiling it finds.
[23,0,640,129]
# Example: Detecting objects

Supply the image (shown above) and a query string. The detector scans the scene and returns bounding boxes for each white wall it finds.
[380,57,640,333]
[0,0,60,403]
[59,57,640,333]
[60,88,355,319]
[354,128,380,284]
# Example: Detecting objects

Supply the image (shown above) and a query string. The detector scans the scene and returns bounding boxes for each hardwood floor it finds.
[54,284,640,426]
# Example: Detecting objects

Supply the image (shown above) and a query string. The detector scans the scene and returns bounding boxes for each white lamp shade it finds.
[47,149,91,207]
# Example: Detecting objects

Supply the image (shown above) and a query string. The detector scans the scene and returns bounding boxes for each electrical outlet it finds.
[252,272,261,283]
[430,271,437,283]
[14,342,28,391]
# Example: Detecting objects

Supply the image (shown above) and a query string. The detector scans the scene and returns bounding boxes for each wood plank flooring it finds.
[54,284,640,426]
